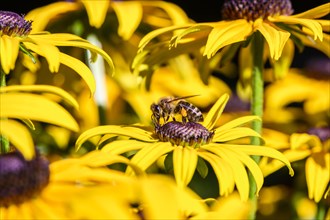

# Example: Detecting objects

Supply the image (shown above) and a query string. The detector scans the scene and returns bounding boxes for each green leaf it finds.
[196,157,208,178]
[164,152,174,173]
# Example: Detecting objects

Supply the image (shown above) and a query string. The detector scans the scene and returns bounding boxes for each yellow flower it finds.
[0,150,140,219]
[263,69,329,124]
[25,0,189,40]
[0,10,114,94]
[260,128,330,203]
[0,85,80,159]
[76,93,294,201]
[135,1,329,97]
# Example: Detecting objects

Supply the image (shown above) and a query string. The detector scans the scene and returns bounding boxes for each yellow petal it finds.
[59,52,96,95]
[222,145,264,196]
[126,143,173,175]
[102,139,146,155]
[255,20,290,60]
[203,145,250,201]
[269,16,323,41]
[138,24,193,52]
[271,39,294,79]
[291,3,330,19]
[24,41,60,72]
[260,149,310,177]
[306,153,330,202]
[0,120,35,160]
[1,85,79,110]
[203,93,229,130]
[226,144,294,176]
[216,115,261,132]
[214,127,262,143]
[28,33,115,74]
[290,133,322,150]
[0,93,79,132]
[173,146,198,188]
[198,151,235,197]
[75,125,156,151]
[25,1,79,32]
[81,0,110,28]
[142,1,190,25]
[112,1,143,40]
[204,20,253,58]
[0,35,20,74]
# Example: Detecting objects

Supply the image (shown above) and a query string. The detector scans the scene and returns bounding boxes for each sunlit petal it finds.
[173,146,198,188]
[306,153,330,202]
[81,0,110,28]
[198,151,235,197]
[0,35,20,74]
[216,115,261,132]
[204,19,253,58]
[0,93,79,132]
[214,127,262,142]
[1,85,79,110]
[269,16,323,41]
[203,93,229,130]
[102,139,147,155]
[255,20,290,60]
[291,3,330,19]
[126,143,173,175]
[225,144,294,176]
[59,52,96,95]
[0,120,34,160]
[75,125,156,151]
[112,1,143,40]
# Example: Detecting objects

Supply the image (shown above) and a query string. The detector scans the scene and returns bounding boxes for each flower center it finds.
[0,11,33,37]
[0,151,50,207]
[221,0,294,21]
[155,121,214,148]
[308,127,330,142]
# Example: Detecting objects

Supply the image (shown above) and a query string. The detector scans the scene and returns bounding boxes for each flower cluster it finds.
[1,0,329,219]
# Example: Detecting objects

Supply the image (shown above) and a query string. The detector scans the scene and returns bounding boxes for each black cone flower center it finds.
[221,0,294,21]
[155,121,214,148]
[0,11,33,37]
[0,151,50,207]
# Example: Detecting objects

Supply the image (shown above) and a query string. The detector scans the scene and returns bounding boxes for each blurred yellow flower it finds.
[134,1,329,97]
[76,94,294,201]
[25,0,189,40]
[0,150,140,219]
[0,10,114,94]
[260,128,330,203]
[0,85,80,159]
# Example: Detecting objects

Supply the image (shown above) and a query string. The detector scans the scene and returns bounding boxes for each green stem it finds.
[315,201,327,220]
[248,31,264,220]
[0,68,10,154]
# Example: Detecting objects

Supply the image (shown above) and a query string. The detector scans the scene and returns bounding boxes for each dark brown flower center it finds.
[308,127,330,142]
[155,121,214,148]
[0,150,50,207]
[0,11,32,37]
[221,0,294,21]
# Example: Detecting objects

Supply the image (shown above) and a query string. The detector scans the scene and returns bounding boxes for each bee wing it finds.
[167,94,200,103]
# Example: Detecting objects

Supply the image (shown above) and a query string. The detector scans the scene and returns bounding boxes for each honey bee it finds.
[151,95,203,125]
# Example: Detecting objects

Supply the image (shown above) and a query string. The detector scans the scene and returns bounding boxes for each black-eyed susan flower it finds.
[0,149,141,219]
[135,1,329,83]
[260,128,330,203]
[25,0,189,39]
[0,85,80,159]
[0,10,114,94]
[76,93,294,201]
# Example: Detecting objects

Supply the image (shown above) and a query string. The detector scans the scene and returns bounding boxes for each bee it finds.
[151,95,203,125]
